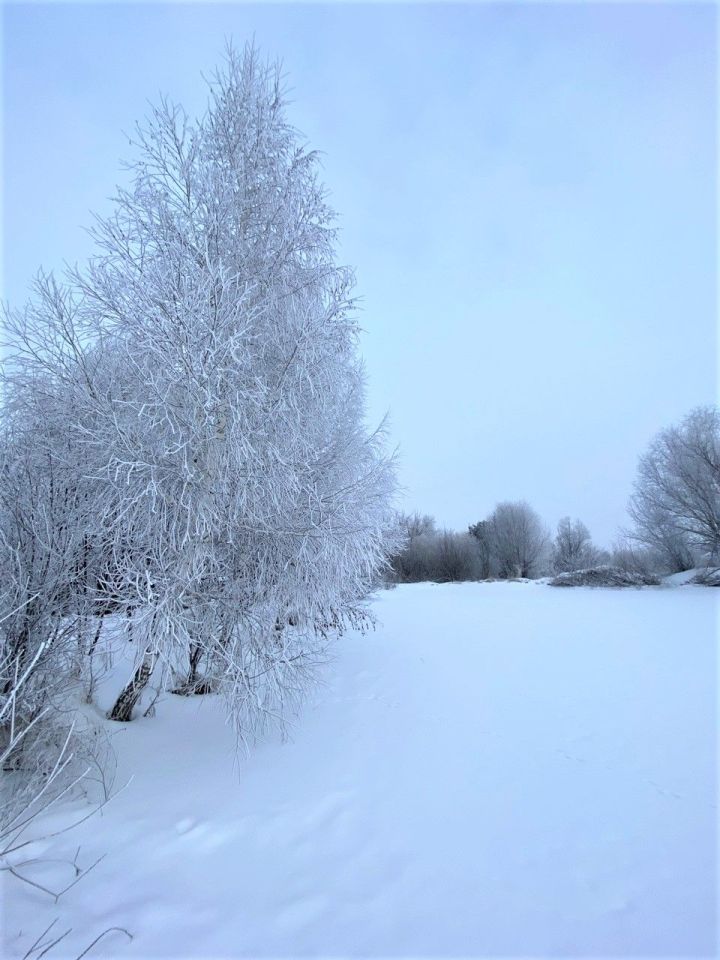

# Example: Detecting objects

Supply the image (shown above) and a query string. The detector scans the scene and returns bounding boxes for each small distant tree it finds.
[628,406,719,569]
[593,547,613,567]
[398,512,437,541]
[433,532,482,583]
[487,501,549,579]
[389,513,436,582]
[467,520,495,579]
[551,517,599,574]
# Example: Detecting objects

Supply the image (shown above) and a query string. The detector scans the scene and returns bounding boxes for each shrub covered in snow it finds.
[689,567,720,587]
[549,565,661,588]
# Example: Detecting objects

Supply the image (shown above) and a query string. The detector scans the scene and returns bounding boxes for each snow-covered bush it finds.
[689,567,720,586]
[549,565,660,588]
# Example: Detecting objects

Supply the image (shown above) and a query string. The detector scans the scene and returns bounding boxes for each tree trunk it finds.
[187,643,202,687]
[172,643,214,695]
[84,617,104,703]
[108,645,155,722]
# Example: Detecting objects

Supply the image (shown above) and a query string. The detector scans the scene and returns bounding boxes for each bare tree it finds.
[629,406,718,569]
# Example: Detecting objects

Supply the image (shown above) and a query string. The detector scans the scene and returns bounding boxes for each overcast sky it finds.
[3,2,716,546]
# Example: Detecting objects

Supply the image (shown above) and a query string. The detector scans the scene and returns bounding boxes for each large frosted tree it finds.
[2,46,396,737]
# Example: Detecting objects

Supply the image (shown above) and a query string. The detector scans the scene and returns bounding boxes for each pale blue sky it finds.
[3,2,716,545]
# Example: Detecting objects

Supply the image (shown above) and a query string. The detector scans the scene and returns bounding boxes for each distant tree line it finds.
[389,405,719,584]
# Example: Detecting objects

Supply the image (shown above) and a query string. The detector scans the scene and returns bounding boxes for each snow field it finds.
[4,581,717,958]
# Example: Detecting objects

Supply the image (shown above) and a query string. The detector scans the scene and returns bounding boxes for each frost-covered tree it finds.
[389,518,481,584]
[467,519,495,579]
[3,45,396,736]
[550,517,599,574]
[397,512,436,542]
[432,532,482,583]
[487,501,549,579]
[629,406,718,570]
[388,512,438,582]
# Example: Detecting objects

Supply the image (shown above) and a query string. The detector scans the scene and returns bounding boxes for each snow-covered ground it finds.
[5,582,717,958]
